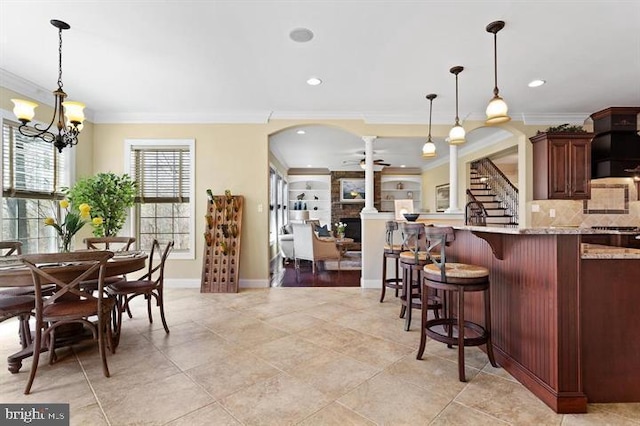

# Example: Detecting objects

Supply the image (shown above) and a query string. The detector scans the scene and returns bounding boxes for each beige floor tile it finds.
[338,372,451,424]
[454,371,563,424]
[583,403,640,424]
[338,334,416,369]
[100,373,214,425]
[386,353,477,400]
[160,335,239,371]
[298,402,376,425]
[1,288,639,426]
[220,373,332,425]
[166,402,241,425]
[286,351,379,398]
[263,311,329,333]
[250,334,336,371]
[430,401,510,425]
[185,350,280,400]
[70,403,109,426]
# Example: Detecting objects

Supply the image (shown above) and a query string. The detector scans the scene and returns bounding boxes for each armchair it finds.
[291,223,340,274]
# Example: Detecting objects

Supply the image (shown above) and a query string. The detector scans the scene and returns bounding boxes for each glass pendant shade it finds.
[448,124,466,145]
[485,95,510,124]
[11,99,38,123]
[422,140,436,158]
[62,101,86,125]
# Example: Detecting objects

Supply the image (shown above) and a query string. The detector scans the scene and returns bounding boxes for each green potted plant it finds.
[66,172,136,237]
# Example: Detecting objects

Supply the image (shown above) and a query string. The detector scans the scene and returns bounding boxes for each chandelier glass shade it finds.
[11,19,85,153]
[485,20,510,125]
[448,66,466,145]
[422,94,437,158]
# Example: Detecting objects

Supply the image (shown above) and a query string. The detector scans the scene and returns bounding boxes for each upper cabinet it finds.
[380,175,422,212]
[530,132,594,200]
[287,174,331,225]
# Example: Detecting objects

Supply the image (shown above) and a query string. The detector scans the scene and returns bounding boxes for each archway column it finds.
[445,144,462,213]
[362,136,378,213]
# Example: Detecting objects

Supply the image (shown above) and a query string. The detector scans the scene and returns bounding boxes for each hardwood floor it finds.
[270,256,361,287]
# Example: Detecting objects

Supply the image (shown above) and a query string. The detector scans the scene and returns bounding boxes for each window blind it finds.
[130,148,190,203]
[2,120,67,199]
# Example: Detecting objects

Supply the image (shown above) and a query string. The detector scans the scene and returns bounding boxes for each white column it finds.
[362,136,378,213]
[445,143,462,213]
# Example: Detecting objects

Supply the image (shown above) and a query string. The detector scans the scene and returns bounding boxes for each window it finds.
[1,118,71,253]
[125,139,195,259]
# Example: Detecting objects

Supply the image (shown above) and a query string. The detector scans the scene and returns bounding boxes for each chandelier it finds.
[11,19,85,153]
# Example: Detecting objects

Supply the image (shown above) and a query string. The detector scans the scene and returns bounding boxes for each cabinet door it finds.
[548,140,570,198]
[569,139,591,199]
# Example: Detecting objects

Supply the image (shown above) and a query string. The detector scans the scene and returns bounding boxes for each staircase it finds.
[468,159,518,227]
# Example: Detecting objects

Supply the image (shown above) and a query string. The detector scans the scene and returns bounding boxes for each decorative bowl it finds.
[403,213,420,222]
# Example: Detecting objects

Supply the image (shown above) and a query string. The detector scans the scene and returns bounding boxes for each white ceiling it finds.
[1,1,639,170]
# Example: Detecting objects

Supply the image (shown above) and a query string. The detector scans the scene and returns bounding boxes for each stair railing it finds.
[465,190,488,226]
[471,158,519,225]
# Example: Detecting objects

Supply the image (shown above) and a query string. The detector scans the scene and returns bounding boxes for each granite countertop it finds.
[581,243,640,259]
[451,225,640,235]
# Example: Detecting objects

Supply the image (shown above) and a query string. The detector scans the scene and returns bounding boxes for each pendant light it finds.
[422,94,437,158]
[448,66,466,145]
[485,20,510,125]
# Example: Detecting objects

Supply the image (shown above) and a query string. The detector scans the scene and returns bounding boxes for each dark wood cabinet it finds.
[531,132,594,199]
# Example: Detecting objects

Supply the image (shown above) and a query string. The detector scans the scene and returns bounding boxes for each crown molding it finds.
[521,112,592,125]
[94,111,272,124]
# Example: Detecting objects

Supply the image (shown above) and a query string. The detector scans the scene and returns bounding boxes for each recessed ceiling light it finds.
[306,164,312,168]
[306,77,322,86]
[528,79,546,88]
[400,165,406,168]
[296,130,306,135]
[289,28,314,43]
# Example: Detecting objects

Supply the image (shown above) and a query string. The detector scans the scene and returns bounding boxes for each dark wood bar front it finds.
[445,227,640,414]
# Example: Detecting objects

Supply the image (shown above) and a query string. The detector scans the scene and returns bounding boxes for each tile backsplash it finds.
[531,178,640,227]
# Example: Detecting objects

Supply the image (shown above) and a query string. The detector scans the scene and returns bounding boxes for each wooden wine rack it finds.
[200,193,243,293]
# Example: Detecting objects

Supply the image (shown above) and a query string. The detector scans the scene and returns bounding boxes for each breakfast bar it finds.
[444,226,640,414]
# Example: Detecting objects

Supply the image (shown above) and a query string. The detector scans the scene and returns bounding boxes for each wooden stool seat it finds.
[417,227,498,382]
[381,221,403,303]
[399,251,430,262]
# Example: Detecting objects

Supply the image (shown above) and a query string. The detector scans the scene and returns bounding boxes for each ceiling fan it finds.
[342,158,391,168]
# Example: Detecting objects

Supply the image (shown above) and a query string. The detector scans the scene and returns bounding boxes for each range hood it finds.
[590,107,640,179]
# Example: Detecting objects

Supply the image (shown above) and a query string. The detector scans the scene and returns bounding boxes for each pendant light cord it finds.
[493,32,499,96]
[428,97,433,141]
[58,27,64,89]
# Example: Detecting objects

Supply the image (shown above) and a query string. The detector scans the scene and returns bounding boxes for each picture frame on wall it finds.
[435,183,450,212]
[340,178,366,203]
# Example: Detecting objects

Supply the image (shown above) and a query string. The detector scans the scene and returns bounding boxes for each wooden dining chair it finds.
[20,250,115,394]
[0,241,36,355]
[107,240,173,347]
[80,236,136,296]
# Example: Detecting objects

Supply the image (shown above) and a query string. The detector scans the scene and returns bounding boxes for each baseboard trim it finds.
[164,278,270,289]
[361,278,380,289]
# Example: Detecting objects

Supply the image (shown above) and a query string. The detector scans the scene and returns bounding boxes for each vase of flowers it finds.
[335,221,347,239]
[44,200,103,252]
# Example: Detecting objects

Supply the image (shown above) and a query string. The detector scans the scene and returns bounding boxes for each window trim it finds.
[124,139,195,260]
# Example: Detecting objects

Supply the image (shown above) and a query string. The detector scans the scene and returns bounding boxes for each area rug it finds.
[324,251,361,271]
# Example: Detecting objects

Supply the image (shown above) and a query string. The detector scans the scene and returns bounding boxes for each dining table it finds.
[0,250,148,373]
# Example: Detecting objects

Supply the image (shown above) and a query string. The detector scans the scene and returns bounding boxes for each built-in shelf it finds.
[380,175,422,212]
[287,174,331,226]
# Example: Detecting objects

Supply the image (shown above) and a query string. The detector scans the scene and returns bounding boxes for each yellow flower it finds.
[44,217,55,225]
[78,203,91,214]
[59,200,69,209]
[92,217,103,226]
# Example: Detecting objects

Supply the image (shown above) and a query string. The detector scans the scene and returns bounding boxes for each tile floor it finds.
[1,287,639,425]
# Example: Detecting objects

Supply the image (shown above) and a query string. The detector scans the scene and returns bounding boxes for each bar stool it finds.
[380,221,403,303]
[399,223,441,331]
[416,226,498,382]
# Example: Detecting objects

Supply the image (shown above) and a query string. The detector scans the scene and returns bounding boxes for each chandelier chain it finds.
[57,27,64,89]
